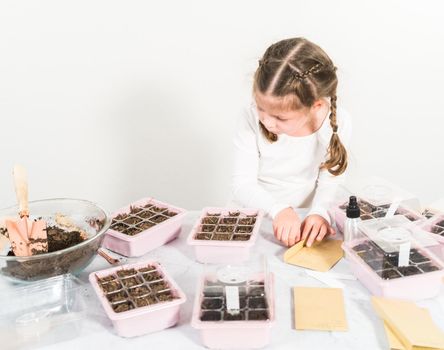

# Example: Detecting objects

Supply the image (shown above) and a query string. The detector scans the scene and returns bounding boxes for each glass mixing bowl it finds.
[0,198,111,282]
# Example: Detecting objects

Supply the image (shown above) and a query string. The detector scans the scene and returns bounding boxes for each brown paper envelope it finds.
[284,239,344,272]
[384,322,406,350]
[372,297,444,350]
[294,286,348,331]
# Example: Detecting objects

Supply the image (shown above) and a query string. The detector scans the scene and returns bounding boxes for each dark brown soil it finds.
[213,233,232,240]
[220,217,237,225]
[216,225,234,233]
[113,301,134,313]
[233,234,250,241]
[248,297,266,309]
[248,287,265,297]
[202,217,219,225]
[142,271,162,282]
[134,295,156,307]
[151,206,167,213]
[150,215,168,223]
[149,281,169,292]
[121,276,143,288]
[224,311,245,321]
[196,233,212,240]
[46,226,85,252]
[200,311,221,321]
[128,285,150,297]
[98,275,117,283]
[101,280,122,293]
[107,291,128,303]
[235,226,253,233]
[138,265,156,273]
[157,291,174,302]
[117,268,137,278]
[239,217,256,225]
[201,298,223,310]
[202,225,216,232]
[248,310,268,320]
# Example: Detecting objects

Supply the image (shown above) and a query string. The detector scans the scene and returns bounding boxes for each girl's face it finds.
[254,92,312,136]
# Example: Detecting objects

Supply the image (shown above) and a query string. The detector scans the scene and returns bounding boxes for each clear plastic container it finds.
[332,195,423,234]
[418,213,444,244]
[0,198,110,281]
[89,260,186,337]
[342,215,444,300]
[0,274,87,348]
[191,262,275,349]
[186,208,264,264]
[102,197,187,257]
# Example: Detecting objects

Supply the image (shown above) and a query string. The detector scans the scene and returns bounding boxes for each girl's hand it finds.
[273,208,302,247]
[300,214,336,247]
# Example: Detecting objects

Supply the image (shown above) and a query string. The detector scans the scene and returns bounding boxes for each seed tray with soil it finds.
[95,265,175,312]
[419,214,444,243]
[110,206,176,237]
[102,197,186,257]
[89,261,187,337]
[191,273,275,349]
[334,197,425,234]
[198,279,270,322]
[352,240,441,279]
[343,237,444,299]
[194,211,257,241]
[187,207,264,264]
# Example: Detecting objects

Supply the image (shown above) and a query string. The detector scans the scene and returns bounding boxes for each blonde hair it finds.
[254,37,347,176]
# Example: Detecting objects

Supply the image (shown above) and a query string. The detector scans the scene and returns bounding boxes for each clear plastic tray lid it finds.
[333,179,423,223]
[350,216,444,279]
[358,216,414,253]
[357,215,438,251]
[199,257,272,322]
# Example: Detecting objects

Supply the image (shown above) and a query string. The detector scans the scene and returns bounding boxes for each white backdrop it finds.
[1,0,443,214]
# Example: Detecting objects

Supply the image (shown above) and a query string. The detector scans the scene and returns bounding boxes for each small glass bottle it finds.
[344,196,361,242]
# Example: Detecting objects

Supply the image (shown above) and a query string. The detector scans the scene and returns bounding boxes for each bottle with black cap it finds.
[344,196,361,242]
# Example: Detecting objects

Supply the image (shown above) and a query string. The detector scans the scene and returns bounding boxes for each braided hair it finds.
[254,38,347,176]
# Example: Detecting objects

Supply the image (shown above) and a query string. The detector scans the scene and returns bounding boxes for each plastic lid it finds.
[346,196,361,219]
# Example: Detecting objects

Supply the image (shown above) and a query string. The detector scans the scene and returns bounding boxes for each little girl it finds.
[231,37,351,248]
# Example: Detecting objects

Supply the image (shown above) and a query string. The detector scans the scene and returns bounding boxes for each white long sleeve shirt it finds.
[230,100,352,223]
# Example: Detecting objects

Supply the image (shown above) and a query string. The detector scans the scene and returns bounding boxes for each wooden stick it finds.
[98,249,119,265]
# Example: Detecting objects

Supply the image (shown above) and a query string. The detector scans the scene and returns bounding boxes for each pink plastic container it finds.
[186,208,264,264]
[343,239,444,300]
[418,214,444,244]
[332,198,423,234]
[89,261,186,337]
[191,270,275,349]
[102,197,186,257]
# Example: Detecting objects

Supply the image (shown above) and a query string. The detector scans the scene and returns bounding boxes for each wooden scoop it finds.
[5,165,48,256]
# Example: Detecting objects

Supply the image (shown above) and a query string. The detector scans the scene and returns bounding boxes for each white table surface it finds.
[3,211,444,350]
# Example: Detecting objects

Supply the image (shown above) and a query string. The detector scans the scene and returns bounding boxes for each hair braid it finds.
[322,95,348,175]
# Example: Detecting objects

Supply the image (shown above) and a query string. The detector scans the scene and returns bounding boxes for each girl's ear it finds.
[310,98,326,113]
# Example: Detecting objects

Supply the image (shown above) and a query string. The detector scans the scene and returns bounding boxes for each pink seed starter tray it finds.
[89,261,186,337]
[102,197,187,257]
[418,214,444,244]
[186,208,264,264]
[191,271,275,349]
[332,197,423,234]
[343,233,444,300]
